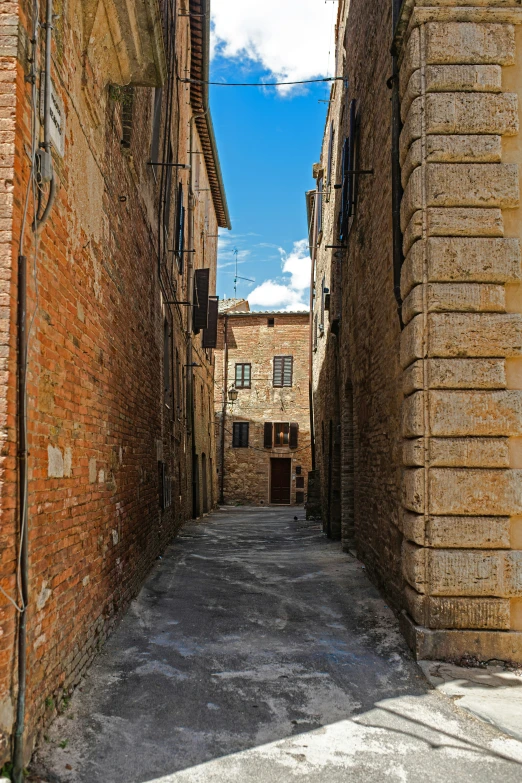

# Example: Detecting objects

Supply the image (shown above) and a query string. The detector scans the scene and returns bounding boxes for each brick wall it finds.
[214,313,312,507]
[0,0,222,764]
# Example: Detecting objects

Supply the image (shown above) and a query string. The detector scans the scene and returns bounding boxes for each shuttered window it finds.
[193,268,210,332]
[150,87,162,173]
[289,423,299,450]
[203,297,219,348]
[175,183,185,273]
[235,363,251,388]
[264,422,273,449]
[232,422,249,448]
[273,356,293,387]
[274,423,289,447]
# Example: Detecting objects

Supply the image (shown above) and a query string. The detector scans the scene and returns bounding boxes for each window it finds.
[163,319,172,413]
[296,466,302,475]
[232,422,249,448]
[317,176,323,235]
[174,183,185,272]
[296,476,304,489]
[274,423,290,447]
[235,363,251,389]
[150,87,162,173]
[121,86,135,149]
[273,356,293,387]
[163,141,173,236]
[267,318,275,327]
[327,121,335,187]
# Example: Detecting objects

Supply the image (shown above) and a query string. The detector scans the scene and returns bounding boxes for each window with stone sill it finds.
[235,363,251,389]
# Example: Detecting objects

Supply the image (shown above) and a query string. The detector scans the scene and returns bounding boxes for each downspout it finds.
[308,192,318,471]
[187,119,197,517]
[219,314,228,504]
[14,2,54,778]
[391,0,404,326]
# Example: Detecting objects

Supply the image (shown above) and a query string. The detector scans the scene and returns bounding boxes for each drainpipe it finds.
[308,191,318,471]
[187,119,196,517]
[13,2,53,777]
[391,0,404,326]
[219,314,228,504]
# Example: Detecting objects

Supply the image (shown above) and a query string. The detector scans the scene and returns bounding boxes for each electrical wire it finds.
[180,77,344,87]
[0,0,40,616]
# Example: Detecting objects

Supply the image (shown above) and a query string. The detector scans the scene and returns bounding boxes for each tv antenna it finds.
[233,248,254,297]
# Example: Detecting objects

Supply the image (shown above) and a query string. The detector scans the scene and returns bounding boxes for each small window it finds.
[267,318,275,327]
[150,87,162,172]
[235,363,251,389]
[273,356,293,387]
[232,422,249,448]
[296,476,304,489]
[163,142,173,236]
[317,176,323,235]
[121,86,135,149]
[174,183,185,273]
[296,466,302,475]
[274,423,290,447]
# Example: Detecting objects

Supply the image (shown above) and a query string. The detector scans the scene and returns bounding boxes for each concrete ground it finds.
[34,508,522,783]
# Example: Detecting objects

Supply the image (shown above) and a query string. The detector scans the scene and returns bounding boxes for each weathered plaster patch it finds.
[64,447,72,477]
[89,458,97,484]
[47,445,64,478]
[37,581,52,611]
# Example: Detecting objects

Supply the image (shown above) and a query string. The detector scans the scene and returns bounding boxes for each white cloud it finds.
[211,0,336,93]
[248,238,311,311]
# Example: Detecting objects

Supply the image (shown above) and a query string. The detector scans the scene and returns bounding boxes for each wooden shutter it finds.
[241,423,249,447]
[193,268,210,331]
[283,357,293,387]
[233,422,249,448]
[289,423,299,450]
[264,422,273,449]
[203,297,218,348]
[273,357,283,386]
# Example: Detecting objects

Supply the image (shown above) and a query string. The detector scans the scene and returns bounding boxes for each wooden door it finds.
[270,458,291,505]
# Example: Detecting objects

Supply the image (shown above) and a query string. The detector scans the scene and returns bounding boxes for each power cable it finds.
[180,76,344,87]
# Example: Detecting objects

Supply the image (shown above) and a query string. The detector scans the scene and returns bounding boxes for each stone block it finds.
[403,540,427,592]
[403,468,425,513]
[426,64,502,94]
[427,282,505,313]
[427,92,518,136]
[402,392,424,437]
[428,358,506,390]
[425,22,516,67]
[401,613,522,664]
[427,516,511,549]
[402,510,426,543]
[429,549,522,597]
[401,165,518,231]
[430,390,522,436]
[429,312,522,358]
[427,207,503,239]
[400,93,518,164]
[403,360,425,395]
[401,314,423,368]
[403,438,424,467]
[429,437,509,467]
[399,26,421,99]
[401,238,521,299]
[429,468,522,516]
[405,587,511,630]
[403,282,506,324]
[402,136,502,189]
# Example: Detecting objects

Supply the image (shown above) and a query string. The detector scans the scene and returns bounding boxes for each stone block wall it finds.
[396,1,522,660]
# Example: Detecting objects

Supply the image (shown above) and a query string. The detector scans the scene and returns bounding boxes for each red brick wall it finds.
[0,0,219,762]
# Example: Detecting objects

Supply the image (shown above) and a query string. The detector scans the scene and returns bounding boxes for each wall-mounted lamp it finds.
[228,387,238,403]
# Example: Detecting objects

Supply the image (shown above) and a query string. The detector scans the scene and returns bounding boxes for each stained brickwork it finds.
[0,0,225,765]
[311,0,522,663]
[214,312,312,507]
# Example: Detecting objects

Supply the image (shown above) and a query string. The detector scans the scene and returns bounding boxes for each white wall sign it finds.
[49,84,65,157]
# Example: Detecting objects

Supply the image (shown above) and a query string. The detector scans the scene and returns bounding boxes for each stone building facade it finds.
[311,0,522,663]
[214,309,312,507]
[0,0,228,768]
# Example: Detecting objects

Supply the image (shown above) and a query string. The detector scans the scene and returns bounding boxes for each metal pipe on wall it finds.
[219,314,228,505]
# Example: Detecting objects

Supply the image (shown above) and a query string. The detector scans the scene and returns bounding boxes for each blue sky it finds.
[209,0,337,311]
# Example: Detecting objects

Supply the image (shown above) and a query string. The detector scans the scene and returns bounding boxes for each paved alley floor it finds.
[35,508,522,783]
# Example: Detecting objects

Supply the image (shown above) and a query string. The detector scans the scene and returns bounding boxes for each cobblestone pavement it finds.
[34,508,522,782]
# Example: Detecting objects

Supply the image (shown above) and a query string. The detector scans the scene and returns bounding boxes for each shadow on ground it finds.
[33,508,522,783]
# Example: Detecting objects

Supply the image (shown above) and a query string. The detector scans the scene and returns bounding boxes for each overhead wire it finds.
[180,76,344,87]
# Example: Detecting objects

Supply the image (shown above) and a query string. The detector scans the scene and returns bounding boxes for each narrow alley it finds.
[34,509,522,783]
